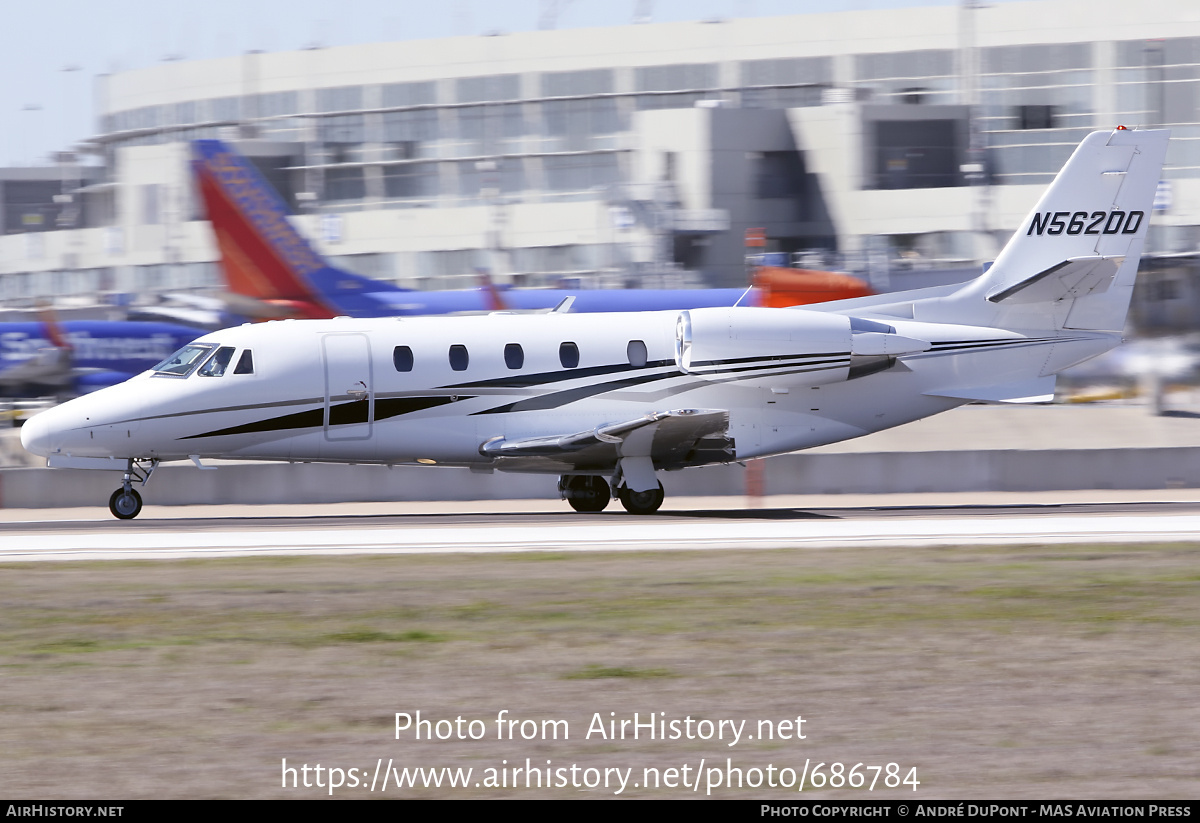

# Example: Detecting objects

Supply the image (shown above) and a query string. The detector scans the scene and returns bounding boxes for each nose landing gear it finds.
[107,458,158,520]
[108,487,143,519]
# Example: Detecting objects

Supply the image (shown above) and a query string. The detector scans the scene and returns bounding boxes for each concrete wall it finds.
[4,447,1197,509]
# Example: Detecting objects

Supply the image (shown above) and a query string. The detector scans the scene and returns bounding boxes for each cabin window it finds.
[393,345,414,372]
[627,340,648,368]
[504,343,524,370]
[153,343,214,378]
[234,349,254,374]
[559,341,579,369]
[198,346,235,377]
[449,344,469,371]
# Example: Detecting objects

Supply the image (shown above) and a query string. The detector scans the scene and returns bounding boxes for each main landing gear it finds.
[558,475,665,515]
[107,458,158,520]
[617,482,664,515]
[559,475,611,513]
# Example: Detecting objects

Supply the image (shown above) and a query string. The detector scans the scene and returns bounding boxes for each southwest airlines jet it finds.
[0,318,206,398]
[189,139,869,319]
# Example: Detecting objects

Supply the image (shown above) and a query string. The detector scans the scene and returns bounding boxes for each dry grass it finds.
[2,543,1198,798]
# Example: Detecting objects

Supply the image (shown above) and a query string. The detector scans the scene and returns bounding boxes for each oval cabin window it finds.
[393,346,414,372]
[627,340,648,368]
[559,342,579,369]
[504,343,524,370]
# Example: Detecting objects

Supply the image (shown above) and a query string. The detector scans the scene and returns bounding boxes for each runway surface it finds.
[3,494,1200,562]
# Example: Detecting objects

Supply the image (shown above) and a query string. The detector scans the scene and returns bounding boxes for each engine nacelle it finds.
[674,307,854,389]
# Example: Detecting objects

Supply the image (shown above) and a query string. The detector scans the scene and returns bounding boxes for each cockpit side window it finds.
[198,347,236,377]
[153,344,215,378]
[234,349,254,375]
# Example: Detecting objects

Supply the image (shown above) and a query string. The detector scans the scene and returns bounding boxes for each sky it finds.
[0,0,1026,167]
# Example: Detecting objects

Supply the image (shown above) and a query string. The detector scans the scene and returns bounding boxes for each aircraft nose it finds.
[19,402,87,459]
[19,410,54,458]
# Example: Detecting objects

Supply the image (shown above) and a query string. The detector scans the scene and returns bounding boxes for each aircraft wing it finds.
[479,408,732,473]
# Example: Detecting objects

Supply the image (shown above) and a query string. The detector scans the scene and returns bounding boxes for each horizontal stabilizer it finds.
[986,256,1123,305]
[924,375,1057,404]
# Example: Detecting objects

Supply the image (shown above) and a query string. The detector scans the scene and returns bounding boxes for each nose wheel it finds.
[108,487,143,520]
[104,457,157,519]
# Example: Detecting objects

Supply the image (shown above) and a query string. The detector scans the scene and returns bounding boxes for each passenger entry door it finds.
[322,333,374,441]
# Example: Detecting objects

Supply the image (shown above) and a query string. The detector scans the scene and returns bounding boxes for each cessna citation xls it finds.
[22,128,1169,519]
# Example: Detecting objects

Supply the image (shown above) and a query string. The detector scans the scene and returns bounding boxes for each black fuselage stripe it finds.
[445,359,675,389]
[689,351,848,368]
[930,337,1059,349]
[179,407,325,439]
[157,337,1078,440]
[107,396,325,427]
[445,352,846,391]
[928,339,1059,353]
[179,395,470,440]
[688,357,849,375]
[472,373,669,415]
[471,360,850,415]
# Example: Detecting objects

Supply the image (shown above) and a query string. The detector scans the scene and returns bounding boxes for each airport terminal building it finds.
[2,0,1200,329]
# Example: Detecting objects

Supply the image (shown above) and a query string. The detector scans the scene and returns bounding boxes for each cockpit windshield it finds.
[153,344,215,378]
[198,346,236,377]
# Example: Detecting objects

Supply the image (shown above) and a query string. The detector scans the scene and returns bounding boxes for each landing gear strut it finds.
[559,475,610,513]
[107,458,158,520]
[618,481,664,515]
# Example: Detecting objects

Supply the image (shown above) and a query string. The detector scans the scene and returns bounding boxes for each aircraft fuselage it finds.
[21,310,1115,472]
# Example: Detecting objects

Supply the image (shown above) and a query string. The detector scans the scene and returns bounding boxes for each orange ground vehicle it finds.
[752,265,873,307]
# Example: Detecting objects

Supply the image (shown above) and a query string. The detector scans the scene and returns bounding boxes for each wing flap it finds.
[480,408,731,472]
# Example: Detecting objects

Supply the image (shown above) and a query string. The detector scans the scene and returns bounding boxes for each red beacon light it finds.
[1116,125,1129,130]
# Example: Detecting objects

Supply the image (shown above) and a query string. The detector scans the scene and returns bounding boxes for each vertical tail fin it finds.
[475,268,513,312]
[191,139,403,319]
[946,127,1170,332]
[35,302,72,351]
[191,140,337,318]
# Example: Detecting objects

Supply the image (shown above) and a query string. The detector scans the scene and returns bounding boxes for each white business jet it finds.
[22,128,1169,519]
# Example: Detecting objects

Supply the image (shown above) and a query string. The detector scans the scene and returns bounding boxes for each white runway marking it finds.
[3,514,1200,562]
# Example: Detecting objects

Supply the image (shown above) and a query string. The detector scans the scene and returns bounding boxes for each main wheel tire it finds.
[563,475,610,513]
[618,482,664,515]
[108,487,143,520]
